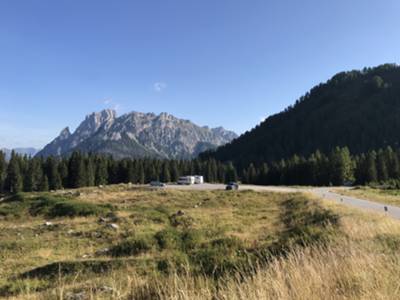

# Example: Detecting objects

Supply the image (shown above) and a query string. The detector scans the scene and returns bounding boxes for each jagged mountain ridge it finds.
[36,110,237,159]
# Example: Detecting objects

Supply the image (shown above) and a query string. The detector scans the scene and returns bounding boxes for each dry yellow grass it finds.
[336,186,400,207]
[3,185,400,299]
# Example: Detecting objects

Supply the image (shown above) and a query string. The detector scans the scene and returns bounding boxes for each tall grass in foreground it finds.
[14,238,400,300]
[5,191,400,299]
[132,239,400,300]
[13,220,400,300]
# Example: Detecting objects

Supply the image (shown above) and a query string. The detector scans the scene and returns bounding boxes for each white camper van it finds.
[177,176,195,185]
[194,175,204,184]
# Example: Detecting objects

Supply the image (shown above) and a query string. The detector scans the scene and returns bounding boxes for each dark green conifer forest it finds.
[1,146,400,194]
[201,64,400,168]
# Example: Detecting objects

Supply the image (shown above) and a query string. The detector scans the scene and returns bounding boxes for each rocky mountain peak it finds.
[36,110,238,159]
[59,127,71,140]
[84,109,116,130]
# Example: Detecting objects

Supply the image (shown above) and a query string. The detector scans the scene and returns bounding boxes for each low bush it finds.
[191,237,247,277]
[29,195,111,218]
[169,214,194,228]
[3,192,26,203]
[49,201,108,217]
[28,195,65,216]
[155,228,181,250]
[157,251,190,274]
[110,236,154,257]
[0,204,22,217]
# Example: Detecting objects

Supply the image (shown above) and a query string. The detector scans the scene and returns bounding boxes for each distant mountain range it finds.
[36,109,237,159]
[202,64,400,166]
[1,148,39,160]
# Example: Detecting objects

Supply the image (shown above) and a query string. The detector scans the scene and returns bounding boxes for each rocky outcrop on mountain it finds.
[36,110,237,159]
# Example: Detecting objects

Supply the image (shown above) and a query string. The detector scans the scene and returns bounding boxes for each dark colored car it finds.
[150,181,166,187]
[225,182,239,190]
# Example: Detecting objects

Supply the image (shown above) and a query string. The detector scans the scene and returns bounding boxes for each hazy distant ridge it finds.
[1,148,39,160]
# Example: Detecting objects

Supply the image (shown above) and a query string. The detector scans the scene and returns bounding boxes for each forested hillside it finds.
[202,64,400,167]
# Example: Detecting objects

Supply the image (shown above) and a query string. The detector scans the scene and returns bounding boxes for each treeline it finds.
[240,146,400,186]
[0,151,237,194]
[1,146,399,194]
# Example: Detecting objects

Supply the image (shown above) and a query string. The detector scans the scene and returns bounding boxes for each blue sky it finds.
[0,0,399,149]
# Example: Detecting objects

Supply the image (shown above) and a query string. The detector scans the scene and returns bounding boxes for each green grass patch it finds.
[110,236,155,257]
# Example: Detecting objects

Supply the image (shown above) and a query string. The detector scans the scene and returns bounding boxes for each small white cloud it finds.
[103,98,112,105]
[101,98,121,112]
[154,82,167,92]
[259,116,267,123]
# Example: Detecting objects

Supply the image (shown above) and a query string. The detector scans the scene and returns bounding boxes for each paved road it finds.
[165,183,299,193]
[311,187,400,220]
[165,183,400,219]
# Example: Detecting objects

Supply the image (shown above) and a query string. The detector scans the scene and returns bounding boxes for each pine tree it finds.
[161,162,171,183]
[206,160,215,183]
[258,163,269,184]
[0,151,6,193]
[40,174,49,191]
[241,169,249,184]
[24,159,43,192]
[85,157,95,187]
[68,152,86,188]
[107,158,118,184]
[247,163,257,184]
[224,162,237,183]
[126,160,136,184]
[5,151,23,193]
[329,147,354,185]
[58,160,69,188]
[365,151,378,183]
[376,150,389,182]
[45,157,62,190]
[384,147,399,179]
[138,161,145,184]
[148,163,158,182]
[95,157,108,186]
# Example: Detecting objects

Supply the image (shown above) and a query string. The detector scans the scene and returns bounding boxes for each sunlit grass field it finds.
[1,184,400,299]
[337,186,400,207]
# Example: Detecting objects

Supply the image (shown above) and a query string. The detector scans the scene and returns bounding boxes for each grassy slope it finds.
[0,185,399,299]
[336,186,400,207]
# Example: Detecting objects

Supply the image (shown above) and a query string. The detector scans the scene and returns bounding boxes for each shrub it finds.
[155,228,181,250]
[180,229,203,251]
[3,192,26,203]
[49,201,107,217]
[28,195,110,218]
[110,236,154,257]
[28,196,64,216]
[190,236,246,277]
[0,204,22,217]
[169,214,194,228]
[157,251,189,274]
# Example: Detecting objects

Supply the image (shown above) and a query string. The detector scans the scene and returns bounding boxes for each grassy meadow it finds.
[0,185,400,299]
[337,186,400,207]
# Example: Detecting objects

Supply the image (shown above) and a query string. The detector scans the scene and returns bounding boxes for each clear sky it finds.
[1,0,400,149]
